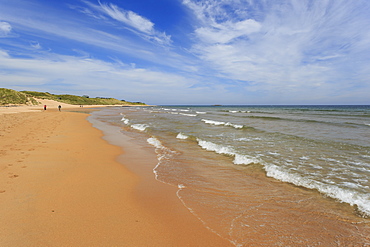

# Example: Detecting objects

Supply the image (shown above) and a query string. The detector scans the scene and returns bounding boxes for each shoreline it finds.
[0,108,230,246]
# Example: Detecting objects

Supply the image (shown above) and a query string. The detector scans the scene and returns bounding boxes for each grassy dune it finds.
[0,88,39,106]
[0,88,146,106]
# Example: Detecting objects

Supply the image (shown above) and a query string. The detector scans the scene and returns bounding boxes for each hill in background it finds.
[0,88,146,106]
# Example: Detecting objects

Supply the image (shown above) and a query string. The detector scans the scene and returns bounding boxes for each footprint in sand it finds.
[0,190,5,193]
[9,174,19,178]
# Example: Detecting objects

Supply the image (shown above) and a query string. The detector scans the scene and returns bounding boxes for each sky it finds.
[1,0,370,105]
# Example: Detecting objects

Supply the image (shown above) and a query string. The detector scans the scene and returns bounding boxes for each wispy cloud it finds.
[77,1,172,46]
[0,49,203,104]
[195,19,261,44]
[0,2,185,70]
[30,41,42,50]
[183,0,370,102]
[0,21,12,37]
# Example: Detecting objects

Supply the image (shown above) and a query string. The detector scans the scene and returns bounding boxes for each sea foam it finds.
[201,119,243,129]
[198,138,370,217]
[264,164,370,217]
[147,137,178,184]
[120,117,130,125]
[147,137,164,149]
[180,113,197,117]
[176,133,189,139]
[131,124,149,131]
[197,139,260,165]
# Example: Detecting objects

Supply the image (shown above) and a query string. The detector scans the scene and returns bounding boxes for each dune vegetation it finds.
[0,88,146,106]
[0,88,39,106]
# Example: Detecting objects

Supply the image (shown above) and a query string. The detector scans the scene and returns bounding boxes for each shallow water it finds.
[91,105,370,246]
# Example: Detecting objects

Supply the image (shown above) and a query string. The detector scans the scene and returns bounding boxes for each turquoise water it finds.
[91,105,370,246]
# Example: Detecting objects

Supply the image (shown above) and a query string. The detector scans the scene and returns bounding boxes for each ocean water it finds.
[91,105,370,246]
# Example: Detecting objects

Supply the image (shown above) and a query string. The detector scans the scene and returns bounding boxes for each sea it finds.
[89,105,370,246]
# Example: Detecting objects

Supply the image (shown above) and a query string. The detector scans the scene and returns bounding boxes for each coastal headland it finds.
[0,101,231,246]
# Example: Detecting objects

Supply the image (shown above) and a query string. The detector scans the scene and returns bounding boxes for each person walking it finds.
[44,105,47,110]
[58,105,61,111]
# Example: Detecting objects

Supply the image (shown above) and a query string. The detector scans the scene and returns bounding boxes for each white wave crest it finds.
[202,119,225,126]
[225,122,243,129]
[180,113,197,117]
[197,138,370,216]
[234,154,260,165]
[120,117,130,125]
[176,133,189,139]
[197,139,236,156]
[197,139,260,166]
[131,124,148,131]
[236,137,262,141]
[202,119,243,129]
[147,137,164,149]
[264,164,370,217]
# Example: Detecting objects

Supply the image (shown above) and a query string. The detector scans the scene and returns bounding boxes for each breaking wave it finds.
[201,119,243,129]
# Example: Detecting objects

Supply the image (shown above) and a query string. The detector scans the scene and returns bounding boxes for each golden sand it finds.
[0,106,231,246]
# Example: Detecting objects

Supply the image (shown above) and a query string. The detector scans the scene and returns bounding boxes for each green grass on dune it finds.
[0,88,39,106]
[0,89,146,106]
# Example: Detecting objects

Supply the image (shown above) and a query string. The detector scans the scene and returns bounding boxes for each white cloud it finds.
[0,5,182,70]
[100,3,154,34]
[79,1,172,46]
[0,51,202,104]
[0,21,12,37]
[183,0,370,102]
[30,41,42,49]
[0,49,9,57]
[195,19,261,44]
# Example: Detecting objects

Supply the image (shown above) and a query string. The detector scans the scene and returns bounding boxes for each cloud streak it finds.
[78,0,172,46]
[0,49,205,104]
[183,0,370,102]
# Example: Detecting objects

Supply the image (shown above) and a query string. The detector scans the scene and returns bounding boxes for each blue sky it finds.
[1,0,370,105]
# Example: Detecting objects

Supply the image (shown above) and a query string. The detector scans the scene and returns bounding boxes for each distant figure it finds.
[44,105,47,110]
[58,105,61,111]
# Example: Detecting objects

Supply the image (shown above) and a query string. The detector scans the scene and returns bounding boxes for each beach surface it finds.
[0,104,231,246]
[0,98,121,115]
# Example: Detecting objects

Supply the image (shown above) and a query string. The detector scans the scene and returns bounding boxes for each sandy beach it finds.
[0,103,231,246]
[0,98,120,115]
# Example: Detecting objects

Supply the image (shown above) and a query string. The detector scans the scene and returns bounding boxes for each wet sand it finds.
[0,107,231,246]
